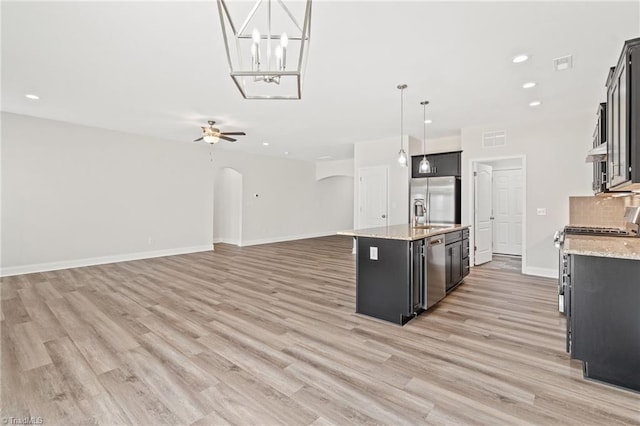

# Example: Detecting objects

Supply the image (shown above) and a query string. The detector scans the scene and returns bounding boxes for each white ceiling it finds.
[2,1,638,161]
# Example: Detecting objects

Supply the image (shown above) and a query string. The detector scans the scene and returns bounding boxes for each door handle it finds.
[381,214,386,218]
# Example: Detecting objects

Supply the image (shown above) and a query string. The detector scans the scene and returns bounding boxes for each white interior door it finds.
[358,166,388,228]
[474,163,493,265]
[492,169,523,255]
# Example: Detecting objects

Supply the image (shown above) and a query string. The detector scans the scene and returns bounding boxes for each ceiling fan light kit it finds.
[217,0,312,100]
[194,120,246,144]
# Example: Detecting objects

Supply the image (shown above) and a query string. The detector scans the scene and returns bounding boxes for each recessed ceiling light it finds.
[284,151,289,155]
[262,142,270,146]
[512,54,529,63]
[529,101,542,107]
[424,119,433,124]
[522,82,536,89]
[25,94,40,100]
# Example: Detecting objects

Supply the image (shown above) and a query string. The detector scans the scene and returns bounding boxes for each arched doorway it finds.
[213,168,243,246]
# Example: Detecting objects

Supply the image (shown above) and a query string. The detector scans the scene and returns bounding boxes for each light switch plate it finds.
[537,208,547,216]
[369,247,378,260]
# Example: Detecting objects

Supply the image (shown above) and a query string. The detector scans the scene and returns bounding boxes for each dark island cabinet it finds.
[606,37,640,191]
[569,254,640,392]
[445,230,468,292]
[462,228,470,278]
[356,237,427,325]
[411,151,461,178]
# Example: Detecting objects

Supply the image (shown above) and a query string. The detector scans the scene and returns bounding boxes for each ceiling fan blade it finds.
[220,132,246,136]
[219,135,237,142]
[193,137,203,142]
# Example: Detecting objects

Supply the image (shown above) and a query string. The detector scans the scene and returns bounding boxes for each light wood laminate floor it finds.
[1,235,638,425]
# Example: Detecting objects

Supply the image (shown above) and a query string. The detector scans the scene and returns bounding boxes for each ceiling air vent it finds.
[553,55,573,71]
[482,131,506,148]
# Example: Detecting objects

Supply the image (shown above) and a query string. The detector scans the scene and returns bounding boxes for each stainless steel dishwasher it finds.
[425,235,446,309]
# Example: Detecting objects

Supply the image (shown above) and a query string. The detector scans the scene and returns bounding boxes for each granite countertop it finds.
[564,234,640,260]
[337,224,470,241]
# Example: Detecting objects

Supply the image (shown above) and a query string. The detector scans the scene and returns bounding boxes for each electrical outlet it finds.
[537,208,547,216]
[369,247,378,260]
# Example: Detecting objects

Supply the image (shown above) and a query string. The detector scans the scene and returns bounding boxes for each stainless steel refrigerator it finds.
[410,177,462,225]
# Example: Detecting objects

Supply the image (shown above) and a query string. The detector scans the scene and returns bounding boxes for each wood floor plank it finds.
[9,321,53,371]
[97,367,180,426]
[17,287,67,341]
[64,291,139,353]
[2,235,638,425]
[46,298,120,375]
[44,336,105,401]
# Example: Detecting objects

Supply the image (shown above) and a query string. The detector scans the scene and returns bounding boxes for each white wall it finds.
[218,154,353,247]
[461,112,593,277]
[1,112,354,275]
[409,135,462,156]
[353,136,410,228]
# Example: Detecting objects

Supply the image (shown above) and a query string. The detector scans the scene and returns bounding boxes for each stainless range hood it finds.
[585,142,607,163]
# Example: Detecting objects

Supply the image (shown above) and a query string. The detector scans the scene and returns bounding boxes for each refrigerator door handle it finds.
[427,192,431,224]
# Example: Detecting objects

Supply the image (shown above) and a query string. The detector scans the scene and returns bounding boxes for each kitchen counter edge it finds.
[337,224,470,241]
[564,234,640,260]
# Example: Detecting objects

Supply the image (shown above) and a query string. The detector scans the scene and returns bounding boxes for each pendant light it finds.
[397,84,408,166]
[419,101,431,173]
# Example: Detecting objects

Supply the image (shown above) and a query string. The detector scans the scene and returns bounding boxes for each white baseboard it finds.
[213,238,241,246]
[524,266,558,279]
[241,231,336,247]
[0,245,212,277]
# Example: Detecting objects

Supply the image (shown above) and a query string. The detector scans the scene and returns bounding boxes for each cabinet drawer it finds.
[462,243,469,259]
[445,231,462,243]
[462,228,469,239]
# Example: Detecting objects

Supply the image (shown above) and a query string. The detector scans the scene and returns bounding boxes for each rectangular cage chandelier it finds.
[217,0,312,100]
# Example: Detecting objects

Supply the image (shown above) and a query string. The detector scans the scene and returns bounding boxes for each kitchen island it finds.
[338,224,470,325]
[563,234,640,392]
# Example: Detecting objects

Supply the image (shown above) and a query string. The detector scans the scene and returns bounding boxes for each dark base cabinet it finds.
[356,237,416,325]
[445,229,469,292]
[569,255,640,392]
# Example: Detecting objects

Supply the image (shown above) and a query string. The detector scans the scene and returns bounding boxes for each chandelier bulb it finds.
[252,28,261,44]
[280,32,288,47]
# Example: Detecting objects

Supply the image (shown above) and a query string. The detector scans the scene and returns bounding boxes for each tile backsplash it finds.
[569,195,640,227]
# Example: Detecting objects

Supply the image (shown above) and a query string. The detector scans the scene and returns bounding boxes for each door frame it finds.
[469,155,526,274]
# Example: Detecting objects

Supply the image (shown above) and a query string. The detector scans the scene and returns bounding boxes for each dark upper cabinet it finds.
[411,151,461,178]
[593,103,607,194]
[606,38,640,191]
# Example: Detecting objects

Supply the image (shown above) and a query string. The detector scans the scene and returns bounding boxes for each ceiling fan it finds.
[194,120,246,144]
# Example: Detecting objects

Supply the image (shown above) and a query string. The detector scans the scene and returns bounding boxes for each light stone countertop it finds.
[564,234,640,260]
[337,224,470,241]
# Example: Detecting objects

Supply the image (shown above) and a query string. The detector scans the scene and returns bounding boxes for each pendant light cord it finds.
[400,88,403,146]
[422,101,428,157]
